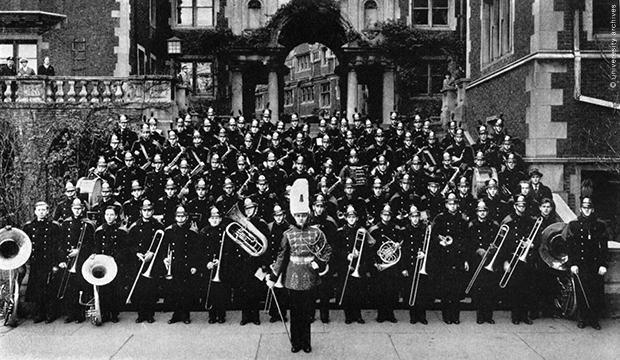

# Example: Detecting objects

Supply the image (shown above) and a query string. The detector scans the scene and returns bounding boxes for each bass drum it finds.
[76,177,103,210]
[472,166,498,198]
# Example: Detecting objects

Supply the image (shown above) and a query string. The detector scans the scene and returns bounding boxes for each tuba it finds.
[0,227,32,327]
[225,203,268,257]
[79,255,118,326]
[374,236,402,271]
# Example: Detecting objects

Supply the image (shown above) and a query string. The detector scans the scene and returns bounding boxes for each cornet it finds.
[438,234,453,247]
[499,217,543,288]
[165,244,173,280]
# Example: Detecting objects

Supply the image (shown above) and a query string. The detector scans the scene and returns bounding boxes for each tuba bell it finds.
[0,227,32,327]
[79,255,118,326]
[539,222,569,271]
[225,203,268,257]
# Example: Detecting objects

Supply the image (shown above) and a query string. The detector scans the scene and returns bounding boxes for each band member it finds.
[114,114,138,151]
[431,193,468,324]
[237,198,269,325]
[162,130,184,175]
[390,174,421,227]
[565,197,609,330]
[401,205,431,324]
[498,153,527,202]
[215,178,239,215]
[420,177,444,221]
[266,204,290,323]
[92,205,128,323]
[370,205,401,323]
[185,179,212,230]
[482,179,509,224]
[467,200,500,324]
[53,181,79,221]
[59,199,95,323]
[201,206,233,323]
[144,154,167,202]
[366,178,389,227]
[130,123,157,170]
[127,199,164,323]
[308,194,338,323]
[159,206,201,324]
[269,180,332,353]
[122,180,145,228]
[500,195,535,325]
[115,151,147,203]
[252,175,277,223]
[90,182,124,226]
[455,177,476,222]
[155,179,181,227]
[338,205,373,324]
[103,134,125,174]
[22,201,63,323]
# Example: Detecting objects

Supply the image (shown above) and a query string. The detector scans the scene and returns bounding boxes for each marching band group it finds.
[0,109,610,352]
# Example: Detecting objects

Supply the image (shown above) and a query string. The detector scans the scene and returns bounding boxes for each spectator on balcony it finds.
[177,65,191,88]
[17,58,35,76]
[37,56,55,76]
[0,56,16,75]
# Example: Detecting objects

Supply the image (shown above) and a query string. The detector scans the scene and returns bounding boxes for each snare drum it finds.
[76,177,103,209]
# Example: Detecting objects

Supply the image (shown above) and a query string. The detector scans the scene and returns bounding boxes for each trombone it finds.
[499,217,543,288]
[409,225,431,306]
[126,229,164,304]
[339,228,368,306]
[58,222,87,300]
[465,224,509,294]
[205,231,226,310]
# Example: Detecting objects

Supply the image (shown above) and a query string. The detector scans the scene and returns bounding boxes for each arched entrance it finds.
[229,0,395,124]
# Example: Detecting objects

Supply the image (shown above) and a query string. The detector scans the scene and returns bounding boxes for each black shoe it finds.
[377,317,385,323]
[592,322,601,330]
[252,320,260,325]
[577,321,586,329]
[303,346,312,353]
[218,318,226,324]
[444,319,452,324]
[291,346,301,353]
[453,320,460,325]
[45,317,57,324]
[388,317,397,323]
[183,319,191,324]
[75,318,85,324]
[168,317,180,324]
[269,316,279,323]
[512,320,520,325]
[33,316,46,324]
[410,319,418,324]
[420,319,428,325]
[321,316,330,324]
[209,318,218,324]
[530,312,540,320]
[356,318,365,324]
[136,317,145,323]
[345,319,353,324]
[111,315,119,323]
[64,317,74,324]
[240,319,249,326]
[523,318,533,325]
[477,319,485,324]
[147,317,155,323]
[487,319,495,324]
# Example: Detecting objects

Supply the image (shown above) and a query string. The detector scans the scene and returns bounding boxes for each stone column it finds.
[268,70,279,123]
[231,69,243,116]
[382,67,395,126]
[346,68,358,121]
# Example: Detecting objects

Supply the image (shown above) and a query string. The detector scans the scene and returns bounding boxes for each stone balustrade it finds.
[0,75,174,105]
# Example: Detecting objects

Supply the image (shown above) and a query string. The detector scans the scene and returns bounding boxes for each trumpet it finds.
[409,224,431,306]
[375,236,402,271]
[126,229,164,304]
[339,228,368,305]
[438,234,453,247]
[465,224,509,294]
[165,244,173,280]
[79,254,118,326]
[58,222,88,300]
[499,217,543,288]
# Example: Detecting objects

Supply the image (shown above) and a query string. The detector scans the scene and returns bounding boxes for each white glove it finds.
[58,262,67,269]
[571,265,578,275]
[402,270,409,277]
[416,251,425,259]
[464,261,469,272]
[207,262,214,270]
[144,251,154,262]
[599,266,607,276]
[266,274,275,289]
[68,248,79,258]
[311,261,319,270]
[347,253,354,262]
[190,267,197,275]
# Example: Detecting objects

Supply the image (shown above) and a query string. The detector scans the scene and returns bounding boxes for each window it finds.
[284,89,293,106]
[321,48,329,66]
[137,46,146,75]
[247,0,262,29]
[297,54,311,72]
[150,0,157,27]
[320,83,331,107]
[300,86,314,103]
[413,0,449,27]
[481,0,512,64]
[256,93,265,110]
[364,1,378,29]
[413,62,446,95]
[593,0,617,34]
[0,41,38,71]
[180,61,214,96]
[177,0,214,27]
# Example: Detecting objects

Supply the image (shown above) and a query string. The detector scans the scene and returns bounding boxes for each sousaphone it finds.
[79,254,118,326]
[0,227,32,326]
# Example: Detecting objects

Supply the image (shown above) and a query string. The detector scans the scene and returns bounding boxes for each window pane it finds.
[197,0,212,6]
[178,8,193,25]
[196,8,213,26]
[18,44,37,70]
[433,9,448,25]
[593,0,616,33]
[0,44,12,64]
[434,0,448,8]
[413,10,429,25]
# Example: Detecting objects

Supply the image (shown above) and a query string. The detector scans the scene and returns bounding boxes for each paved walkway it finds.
[1,310,619,360]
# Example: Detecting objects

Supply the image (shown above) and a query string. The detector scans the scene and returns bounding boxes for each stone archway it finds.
[230,0,395,124]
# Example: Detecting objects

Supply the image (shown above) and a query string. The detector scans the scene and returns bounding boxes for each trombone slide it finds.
[465,224,509,294]
[499,218,543,288]
[409,225,431,306]
[339,228,367,306]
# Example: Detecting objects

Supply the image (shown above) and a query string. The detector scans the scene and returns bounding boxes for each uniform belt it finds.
[290,256,314,264]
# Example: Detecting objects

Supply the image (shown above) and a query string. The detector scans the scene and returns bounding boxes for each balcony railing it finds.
[0,75,174,104]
